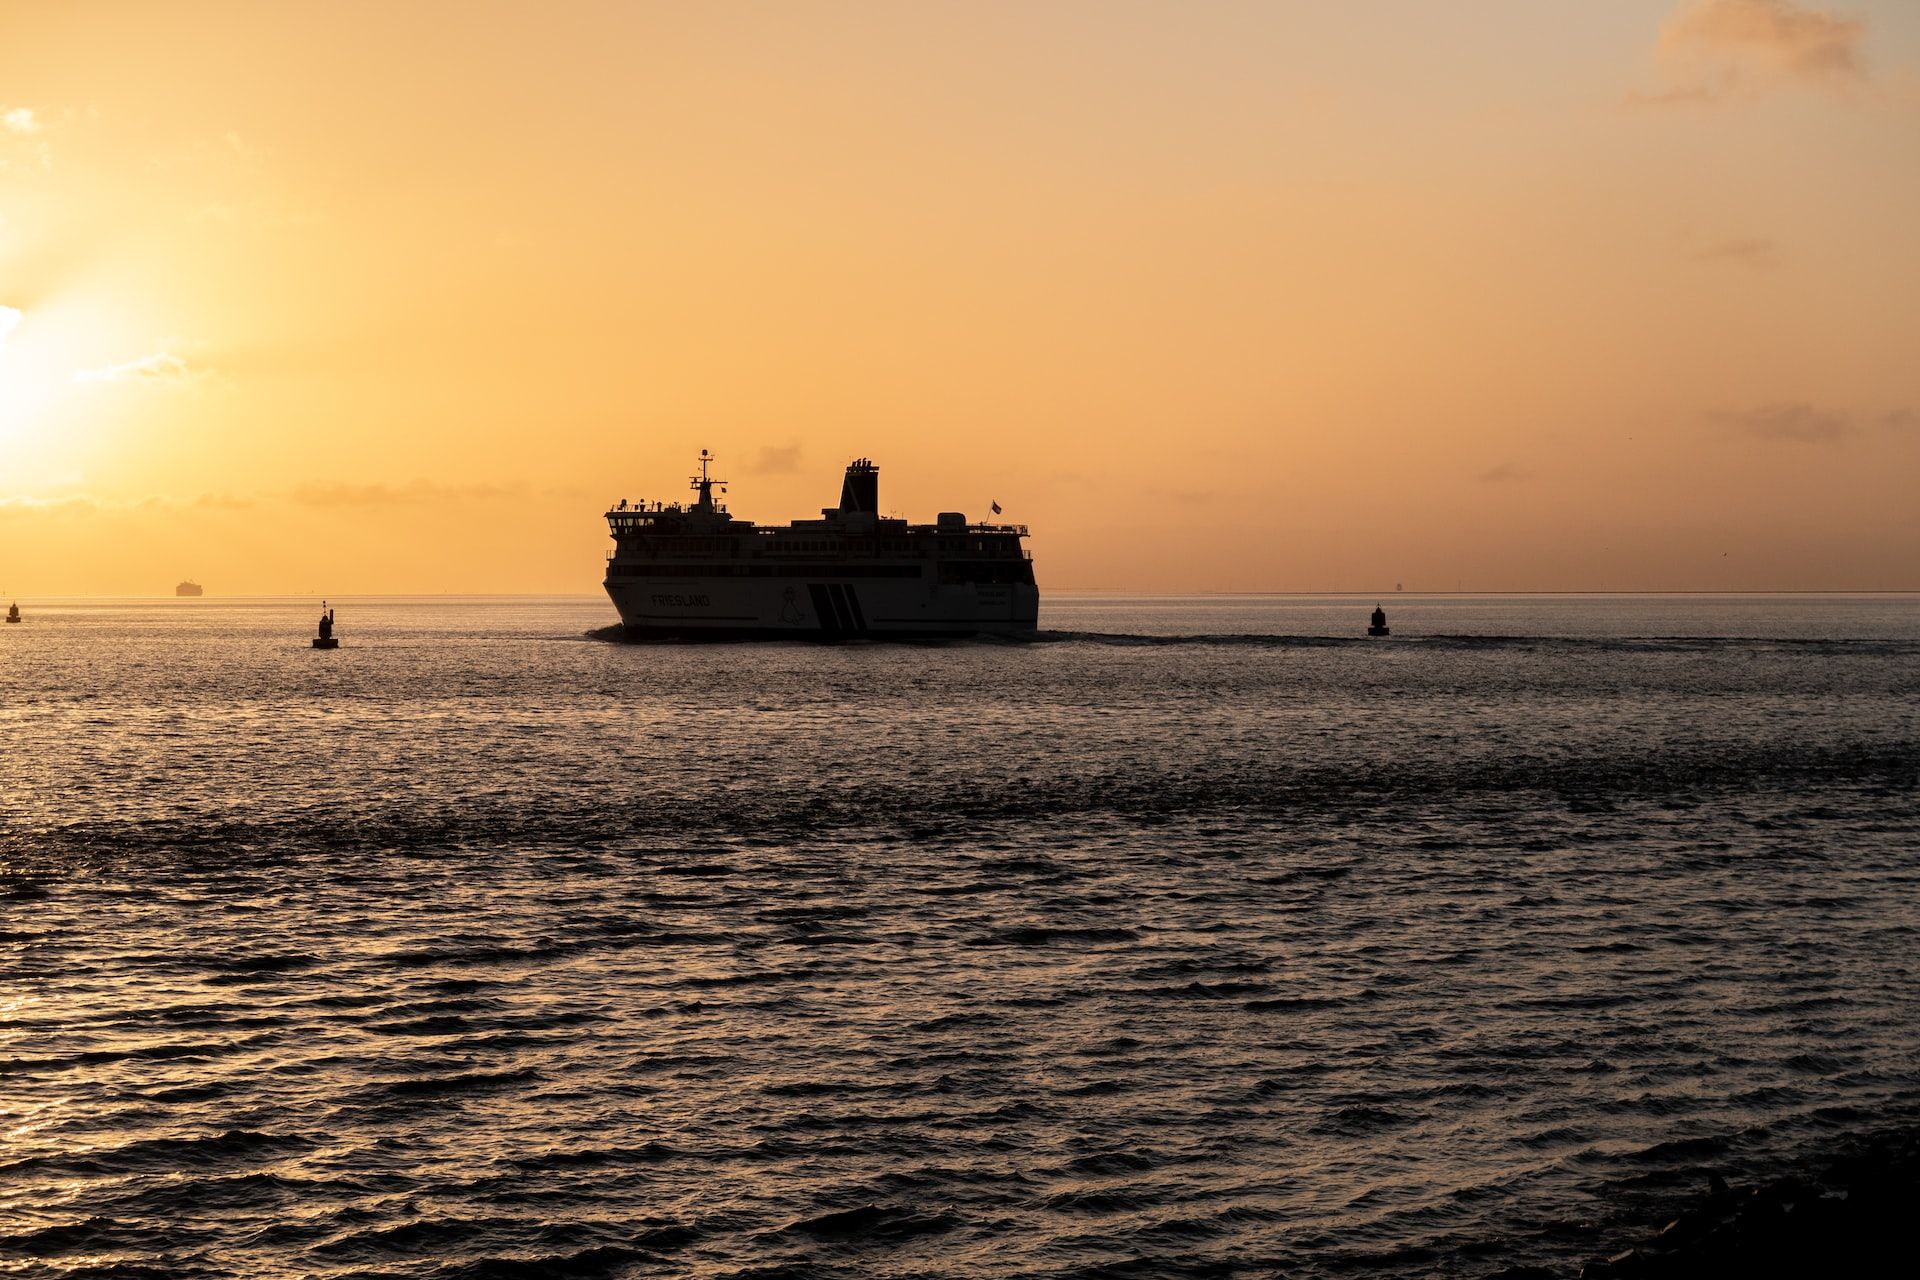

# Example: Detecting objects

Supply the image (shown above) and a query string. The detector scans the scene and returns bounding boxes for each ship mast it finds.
[689,448,727,513]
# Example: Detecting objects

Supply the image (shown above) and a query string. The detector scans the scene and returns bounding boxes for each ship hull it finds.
[604,576,1037,640]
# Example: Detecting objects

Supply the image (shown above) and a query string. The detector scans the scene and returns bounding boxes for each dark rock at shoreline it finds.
[1565,1126,1920,1278]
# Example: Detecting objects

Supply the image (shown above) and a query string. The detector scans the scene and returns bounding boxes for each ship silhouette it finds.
[603,453,1038,639]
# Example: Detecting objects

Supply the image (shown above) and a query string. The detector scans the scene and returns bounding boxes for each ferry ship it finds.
[603,452,1038,639]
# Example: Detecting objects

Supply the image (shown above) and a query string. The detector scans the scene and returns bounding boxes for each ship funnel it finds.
[838,458,879,514]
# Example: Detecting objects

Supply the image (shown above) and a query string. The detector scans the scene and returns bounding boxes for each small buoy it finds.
[312,602,338,649]
[1366,604,1389,637]
[4,601,19,624]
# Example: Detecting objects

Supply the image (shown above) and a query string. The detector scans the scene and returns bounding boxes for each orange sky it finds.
[2,0,1916,593]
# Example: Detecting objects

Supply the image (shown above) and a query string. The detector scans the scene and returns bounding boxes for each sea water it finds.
[2,595,1916,1278]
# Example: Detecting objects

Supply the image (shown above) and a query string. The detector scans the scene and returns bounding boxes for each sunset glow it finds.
[1,0,1916,593]
[8,9,1920,1276]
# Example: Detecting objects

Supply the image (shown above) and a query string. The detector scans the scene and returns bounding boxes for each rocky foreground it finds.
[1491,1125,1920,1279]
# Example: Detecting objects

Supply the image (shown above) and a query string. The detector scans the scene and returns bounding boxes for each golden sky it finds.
[2,0,1916,593]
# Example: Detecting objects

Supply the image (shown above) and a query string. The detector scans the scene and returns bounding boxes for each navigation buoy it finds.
[5,601,19,624]
[312,603,339,649]
[1366,604,1389,637]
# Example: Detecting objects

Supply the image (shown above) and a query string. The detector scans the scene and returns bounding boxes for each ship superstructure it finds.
[603,452,1037,638]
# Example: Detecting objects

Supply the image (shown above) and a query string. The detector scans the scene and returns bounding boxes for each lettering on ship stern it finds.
[649,593,711,608]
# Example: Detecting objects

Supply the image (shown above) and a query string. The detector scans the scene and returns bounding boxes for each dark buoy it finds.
[5,601,19,624]
[312,603,338,649]
[1366,604,1389,637]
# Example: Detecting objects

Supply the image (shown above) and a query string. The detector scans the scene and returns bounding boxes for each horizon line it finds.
[5,589,1919,601]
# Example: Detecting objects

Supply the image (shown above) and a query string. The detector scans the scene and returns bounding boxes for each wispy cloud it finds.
[0,105,54,170]
[1884,408,1916,432]
[1636,0,1866,105]
[745,444,803,474]
[0,495,99,519]
[4,482,584,519]
[187,200,323,232]
[222,131,264,166]
[290,480,527,508]
[1691,237,1779,268]
[1476,463,1533,483]
[0,492,257,519]
[1630,84,1728,108]
[73,352,200,384]
[1710,402,1855,442]
[192,492,256,511]
[1665,0,1863,77]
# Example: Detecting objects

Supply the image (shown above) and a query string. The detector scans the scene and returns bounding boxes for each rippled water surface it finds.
[3,594,1918,1278]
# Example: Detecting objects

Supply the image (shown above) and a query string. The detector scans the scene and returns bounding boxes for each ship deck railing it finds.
[737,522,1031,538]
[607,547,1033,563]
[605,519,1030,537]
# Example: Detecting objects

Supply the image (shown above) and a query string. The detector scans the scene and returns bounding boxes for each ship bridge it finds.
[606,449,741,534]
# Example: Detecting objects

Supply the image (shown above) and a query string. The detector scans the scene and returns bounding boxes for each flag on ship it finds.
[990,500,1002,515]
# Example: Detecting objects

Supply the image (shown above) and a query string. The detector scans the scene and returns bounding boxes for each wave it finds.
[0,1129,313,1181]
[579,622,1920,656]
[367,1067,542,1099]
[8,735,1913,867]
[779,1201,962,1242]
[1030,630,1920,656]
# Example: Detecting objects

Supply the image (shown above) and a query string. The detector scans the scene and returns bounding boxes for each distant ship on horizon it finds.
[603,453,1038,639]
[175,581,204,597]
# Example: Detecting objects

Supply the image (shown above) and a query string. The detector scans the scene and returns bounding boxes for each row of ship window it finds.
[606,561,1036,585]
[619,537,1017,556]
[610,563,925,578]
